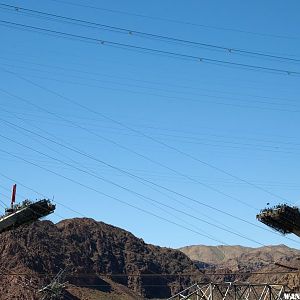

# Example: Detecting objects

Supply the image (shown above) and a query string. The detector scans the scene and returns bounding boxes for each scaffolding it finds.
[168,282,288,300]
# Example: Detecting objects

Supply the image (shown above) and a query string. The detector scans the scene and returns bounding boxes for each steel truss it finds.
[38,268,68,300]
[168,282,288,300]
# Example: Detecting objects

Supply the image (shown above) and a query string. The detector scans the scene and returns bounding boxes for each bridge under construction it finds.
[256,204,300,237]
[168,282,289,300]
[170,203,300,299]
[0,184,55,234]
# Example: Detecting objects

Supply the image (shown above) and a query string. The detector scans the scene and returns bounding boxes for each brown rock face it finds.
[180,244,300,288]
[0,218,204,299]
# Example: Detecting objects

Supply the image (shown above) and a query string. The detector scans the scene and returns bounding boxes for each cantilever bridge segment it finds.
[168,282,288,300]
[257,204,300,237]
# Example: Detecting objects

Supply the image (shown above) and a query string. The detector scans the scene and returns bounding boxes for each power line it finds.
[2,108,300,158]
[2,106,300,156]
[0,210,213,293]
[0,172,85,218]
[0,78,259,212]
[2,61,300,114]
[2,59,300,109]
[0,147,234,244]
[0,54,299,106]
[3,150,241,288]
[0,270,298,276]
[0,117,230,245]
[15,69,294,229]
[0,20,299,76]
[0,183,67,221]
[0,192,8,209]
[5,69,300,116]
[1,71,298,243]
[0,131,237,259]
[1,3,299,63]
[1,67,291,205]
[0,172,222,267]
[0,102,299,246]
[0,83,260,213]
[1,48,298,100]
[3,112,300,156]
[0,152,296,284]
[47,0,300,42]
[35,85,293,202]
[0,171,294,282]
[3,109,245,239]
[0,129,267,246]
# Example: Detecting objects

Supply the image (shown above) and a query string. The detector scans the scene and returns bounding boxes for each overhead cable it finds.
[0,20,299,76]
[1,3,299,63]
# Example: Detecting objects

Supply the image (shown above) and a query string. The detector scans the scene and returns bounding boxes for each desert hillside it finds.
[0,218,205,300]
[180,244,300,269]
[180,244,300,289]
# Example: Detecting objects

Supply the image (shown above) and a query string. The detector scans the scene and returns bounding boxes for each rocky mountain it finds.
[2,218,299,300]
[180,244,300,270]
[246,255,300,290]
[180,244,300,289]
[0,218,205,299]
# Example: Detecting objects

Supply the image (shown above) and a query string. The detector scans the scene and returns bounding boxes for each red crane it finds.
[11,184,16,210]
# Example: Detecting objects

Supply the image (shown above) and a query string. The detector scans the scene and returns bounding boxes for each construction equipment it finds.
[256,204,300,237]
[38,268,68,300]
[0,184,56,234]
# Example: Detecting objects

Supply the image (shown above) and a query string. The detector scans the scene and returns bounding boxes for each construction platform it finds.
[256,204,300,237]
[0,199,56,234]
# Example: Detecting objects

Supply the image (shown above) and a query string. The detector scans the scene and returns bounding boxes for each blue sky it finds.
[0,0,300,249]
